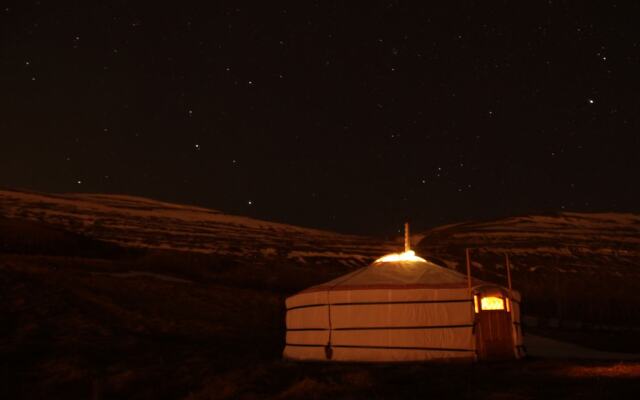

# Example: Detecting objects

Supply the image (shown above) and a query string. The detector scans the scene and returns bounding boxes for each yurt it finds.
[284,229,524,362]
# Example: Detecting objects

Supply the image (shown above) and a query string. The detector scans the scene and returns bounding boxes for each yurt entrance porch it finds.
[473,289,516,361]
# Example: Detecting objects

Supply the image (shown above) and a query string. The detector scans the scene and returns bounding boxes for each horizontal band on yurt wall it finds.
[286,298,472,311]
[285,343,475,352]
[286,286,474,308]
[286,303,330,311]
[287,324,473,331]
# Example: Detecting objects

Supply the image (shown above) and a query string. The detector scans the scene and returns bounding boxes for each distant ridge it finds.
[2,188,640,324]
[416,212,640,325]
[416,212,640,276]
[0,189,394,266]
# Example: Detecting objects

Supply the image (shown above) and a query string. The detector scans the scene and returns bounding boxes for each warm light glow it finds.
[375,250,426,263]
[506,298,511,312]
[473,295,479,313]
[481,296,505,310]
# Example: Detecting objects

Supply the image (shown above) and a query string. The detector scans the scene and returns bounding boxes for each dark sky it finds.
[1,1,639,235]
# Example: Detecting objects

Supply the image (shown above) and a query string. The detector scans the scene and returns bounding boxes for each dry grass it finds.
[2,216,640,399]
[562,362,640,378]
[3,249,640,399]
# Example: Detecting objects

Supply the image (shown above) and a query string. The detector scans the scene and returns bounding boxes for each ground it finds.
[2,248,640,399]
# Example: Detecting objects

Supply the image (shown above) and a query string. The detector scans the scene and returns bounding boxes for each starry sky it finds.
[1,1,639,235]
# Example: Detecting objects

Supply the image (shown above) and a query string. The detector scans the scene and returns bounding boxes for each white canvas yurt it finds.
[284,231,524,362]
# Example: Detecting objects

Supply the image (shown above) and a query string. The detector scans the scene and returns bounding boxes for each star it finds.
[194,144,200,150]
[588,99,594,104]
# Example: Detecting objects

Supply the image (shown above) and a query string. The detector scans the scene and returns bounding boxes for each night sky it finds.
[1,2,639,235]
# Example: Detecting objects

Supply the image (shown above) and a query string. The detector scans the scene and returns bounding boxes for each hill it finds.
[416,213,640,325]
[2,188,639,326]
[0,189,393,267]
[1,190,640,398]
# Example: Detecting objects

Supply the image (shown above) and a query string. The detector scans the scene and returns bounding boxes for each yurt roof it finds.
[301,257,488,293]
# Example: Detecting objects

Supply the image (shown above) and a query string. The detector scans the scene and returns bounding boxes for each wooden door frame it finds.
[473,287,516,361]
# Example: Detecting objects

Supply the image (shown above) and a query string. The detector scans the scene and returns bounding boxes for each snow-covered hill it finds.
[0,189,393,266]
[416,212,640,277]
[415,213,640,324]
[2,188,640,324]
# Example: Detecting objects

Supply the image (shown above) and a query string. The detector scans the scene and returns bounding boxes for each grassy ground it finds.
[1,216,640,399]
[2,252,640,399]
[186,360,640,400]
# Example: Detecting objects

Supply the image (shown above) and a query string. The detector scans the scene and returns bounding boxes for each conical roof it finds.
[302,257,482,293]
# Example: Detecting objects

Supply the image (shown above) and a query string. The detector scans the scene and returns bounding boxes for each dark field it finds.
[2,246,640,399]
[2,214,640,399]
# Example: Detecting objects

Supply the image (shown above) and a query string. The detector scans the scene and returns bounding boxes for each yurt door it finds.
[474,295,514,360]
